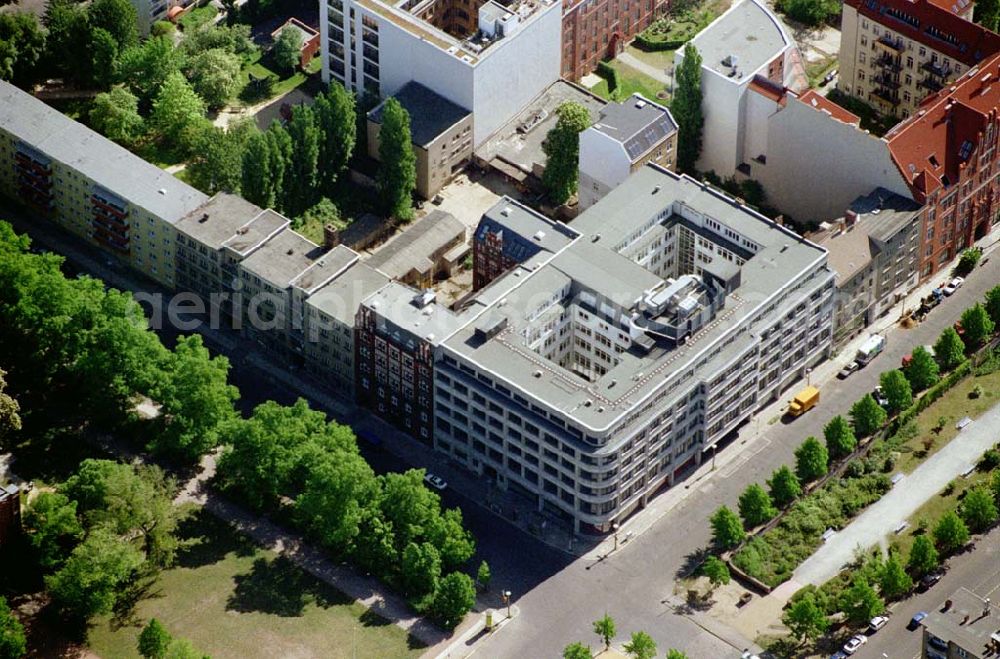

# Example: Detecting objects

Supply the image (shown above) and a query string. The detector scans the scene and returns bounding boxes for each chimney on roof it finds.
[774,214,784,226]
[323,223,341,250]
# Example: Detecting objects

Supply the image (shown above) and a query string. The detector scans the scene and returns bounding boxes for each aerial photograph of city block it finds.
[0,0,999,654]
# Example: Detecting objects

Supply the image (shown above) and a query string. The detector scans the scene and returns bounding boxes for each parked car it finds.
[423,473,448,490]
[873,385,889,408]
[867,615,890,633]
[838,361,860,379]
[829,652,849,659]
[943,276,964,295]
[822,70,838,86]
[842,634,868,655]
[908,611,928,630]
[919,571,944,591]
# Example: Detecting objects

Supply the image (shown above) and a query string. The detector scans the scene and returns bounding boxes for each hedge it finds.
[889,360,973,435]
[633,34,688,52]
[596,61,619,94]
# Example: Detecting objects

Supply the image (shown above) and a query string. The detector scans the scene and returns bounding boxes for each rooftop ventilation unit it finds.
[533,230,546,241]
[635,99,647,109]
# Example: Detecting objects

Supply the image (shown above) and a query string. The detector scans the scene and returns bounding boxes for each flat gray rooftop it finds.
[0,81,208,223]
[175,193,271,250]
[366,209,465,279]
[369,81,471,148]
[241,228,327,289]
[441,165,827,432]
[293,244,360,293]
[688,0,789,81]
[476,80,605,180]
[592,94,677,161]
[923,587,1000,652]
[307,262,391,327]
[475,197,579,269]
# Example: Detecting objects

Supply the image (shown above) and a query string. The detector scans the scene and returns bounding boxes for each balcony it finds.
[91,195,128,218]
[92,226,130,252]
[919,76,944,91]
[875,53,902,71]
[920,60,950,77]
[91,214,129,235]
[872,72,900,89]
[875,35,905,54]
[870,87,900,106]
[14,151,52,176]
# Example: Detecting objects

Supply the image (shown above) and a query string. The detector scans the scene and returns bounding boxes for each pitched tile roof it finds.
[886,53,1000,199]
[797,90,861,125]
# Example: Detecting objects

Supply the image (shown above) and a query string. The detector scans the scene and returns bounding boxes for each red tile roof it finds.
[797,90,861,125]
[846,0,1000,67]
[886,53,1000,198]
[748,76,788,104]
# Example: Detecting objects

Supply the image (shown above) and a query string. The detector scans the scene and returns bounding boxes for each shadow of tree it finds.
[675,546,709,580]
[174,509,256,569]
[226,555,351,617]
[110,574,163,631]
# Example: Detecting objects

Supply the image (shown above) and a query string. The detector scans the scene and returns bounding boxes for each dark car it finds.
[908,611,928,630]
[837,361,860,379]
[919,572,943,591]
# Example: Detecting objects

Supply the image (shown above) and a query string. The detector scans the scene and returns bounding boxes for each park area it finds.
[86,510,425,659]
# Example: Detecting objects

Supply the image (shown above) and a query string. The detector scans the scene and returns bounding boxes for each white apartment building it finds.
[320,0,562,146]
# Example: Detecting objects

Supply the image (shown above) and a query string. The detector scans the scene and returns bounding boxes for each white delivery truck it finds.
[855,334,886,367]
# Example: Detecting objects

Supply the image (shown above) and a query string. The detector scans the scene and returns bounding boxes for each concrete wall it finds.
[837,4,861,103]
[750,98,912,222]
[578,129,628,209]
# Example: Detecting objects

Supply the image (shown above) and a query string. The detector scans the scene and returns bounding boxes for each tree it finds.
[904,345,939,391]
[187,119,256,194]
[738,483,777,528]
[0,12,46,87]
[823,415,857,460]
[163,638,203,659]
[272,27,302,75]
[90,87,145,146]
[286,105,321,216]
[795,436,828,483]
[934,326,967,371]
[42,0,90,83]
[116,36,183,105]
[400,541,441,597]
[779,0,839,26]
[294,450,378,553]
[782,591,828,642]
[23,491,83,571]
[907,535,939,578]
[959,486,998,533]
[540,101,591,204]
[45,525,145,618]
[879,369,913,414]
[992,470,1000,507]
[666,652,689,659]
[187,47,241,109]
[960,303,995,348]
[138,618,172,658]
[767,465,802,507]
[593,613,616,651]
[623,631,657,659]
[839,574,884,626]
[563,642,591,659]
[672,43,703,173]
[879,551,913,600]
[0,369,21,448]
[151,72,206,153]
[90,27,119,89]
[476,560,491,591]
[430,571,476,629]
[976,0,1000,36]
[933,510,970,554]
[985,285,1000,327]
[241,131,277,209]
[702,555,730,587]
[150,334,238,462]
[376,98,417,221]
[0,596,26,659]
[850,394,887,437]
[709,505,745,549]
[88,0,138,51]
[314,84,356,193]
[151,20,175,37]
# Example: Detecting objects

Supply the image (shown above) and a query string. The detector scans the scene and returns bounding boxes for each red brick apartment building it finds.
[886,53,1000,278]
[561,0,671,81]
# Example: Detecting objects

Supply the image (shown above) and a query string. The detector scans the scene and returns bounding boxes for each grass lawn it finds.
[893,366,1000,474]
[87,510,425,659]
[626,44,675,71]
[591,59,667,103]
[234,51,318,107]
[178,4,219,31]
[805,54,837,87]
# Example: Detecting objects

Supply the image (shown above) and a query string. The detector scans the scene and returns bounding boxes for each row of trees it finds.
[0,223,478,628]
[562,614,689,659]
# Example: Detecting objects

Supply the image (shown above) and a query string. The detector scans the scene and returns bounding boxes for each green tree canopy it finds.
[666,651,689,659]
[934,326,967,371]
[294,449,379,553]
[89,27,119,89]
[541,101,591,204]
[623,631,657,659]
[0,595,26,659]
[593,613,616,651]
[778,0,839,26]
[187,47,242,109]
[839,574,884,626]
[187,119,257,194]
[151,71,207,153]
[904,345,939,391]
[88,0,138,51]
[710,505,745,548]
[117,36,184,104]
[738,483,777,528]
[42,0,90,83]
[181,23,256,60]
[879,551,913,600]
[672,43,703,173]
[782,591,828,642]
[272,26,302,75]
[850,394,887,437]
[23,491,84,571]
[241,130,278,209]
[286,105,321,216]
[823,415,857,460]
[563,641,591,659]
[960,303,995,348]
[138,618,172,658]
[90,87,145,146]
[975,0,1000,35]
[476,560,491,590]
[906,535,939,578]
[313,84,356,194]
[376,97,417,221]
[430,571,476,629]
[702,555,731,587]
[767,465,802,507]
[959,486,998,533]
[984,285,1000,327]
[400,541,441,597]
[795,436,828,482]
[933,510,970,554]
[0,368,21,448]
[0,12,46,87]
[879,369,913,414]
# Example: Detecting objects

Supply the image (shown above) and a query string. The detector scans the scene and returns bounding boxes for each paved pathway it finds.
[616,51,671,85]
[791,400,1000,588]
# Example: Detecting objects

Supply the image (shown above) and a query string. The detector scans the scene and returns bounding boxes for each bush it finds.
[970,384,984,399]
[151,20,175,37]
[979,449,1000,471]
[957,247,982,275]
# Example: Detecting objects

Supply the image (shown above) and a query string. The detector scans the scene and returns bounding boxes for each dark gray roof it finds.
[0,81,208,223]
[366,210,465,279]
[593,94,678,161]
[923,587,1000,652]
[369,82,471,148]
[847,187,921,243]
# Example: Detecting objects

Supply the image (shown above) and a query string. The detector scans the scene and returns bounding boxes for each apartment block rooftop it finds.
[368,82,471,148]
[240,228,329,290]
[591,94,678,160]
[174,194,285,251]
[0,81,207,223]
[307,262,391,327]
[436,165,827,432]
[689,0,790,81]
[476,196,580,265]
[922,587,1000,655]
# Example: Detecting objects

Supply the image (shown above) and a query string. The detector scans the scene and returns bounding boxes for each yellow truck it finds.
[787,385,820,417]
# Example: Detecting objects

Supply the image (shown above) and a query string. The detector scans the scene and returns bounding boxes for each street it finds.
[6,204,1000,658]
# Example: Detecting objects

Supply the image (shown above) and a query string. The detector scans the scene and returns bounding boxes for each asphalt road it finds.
[853,526,1000,659]
[8,206,1000,658]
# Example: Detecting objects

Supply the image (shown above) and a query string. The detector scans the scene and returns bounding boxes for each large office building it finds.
[838,0,999,119]
[560,0,669,81]
[357,165,835,532]
[0,81,207,289]
[320,0,562,146]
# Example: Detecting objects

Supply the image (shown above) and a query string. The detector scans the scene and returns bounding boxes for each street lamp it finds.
[612,522,620,551]
[806,367,813,386]
[502,590,512,619]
